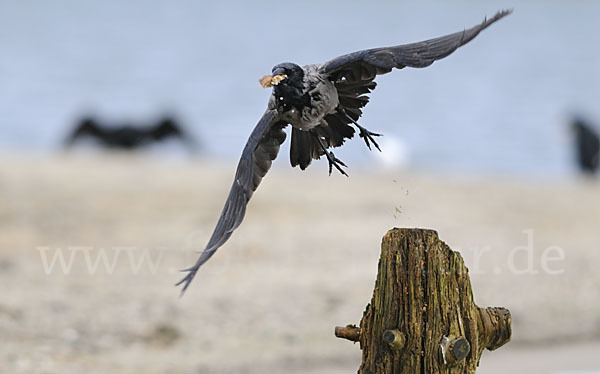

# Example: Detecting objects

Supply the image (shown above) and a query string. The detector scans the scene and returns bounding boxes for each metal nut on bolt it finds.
[441,336,471,365]
[383,329,406,351]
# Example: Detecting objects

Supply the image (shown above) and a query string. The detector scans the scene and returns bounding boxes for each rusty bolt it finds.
[441,336,471,364]
[383,329,406,351]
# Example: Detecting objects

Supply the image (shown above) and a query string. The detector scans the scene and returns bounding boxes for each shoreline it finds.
[1,154,598,373]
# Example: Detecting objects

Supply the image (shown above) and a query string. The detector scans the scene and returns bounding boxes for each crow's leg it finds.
[356,124,382,152]
[311,131,348,177]
[340,110,382,151]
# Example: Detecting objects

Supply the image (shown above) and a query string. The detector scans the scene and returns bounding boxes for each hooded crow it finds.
[571,117,600,174]
[177,10,511,293]
[65,116,196,151]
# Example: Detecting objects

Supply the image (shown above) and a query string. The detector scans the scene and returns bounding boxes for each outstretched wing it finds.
[319,10,511,79]
[151,117,183,140]
[64,118,105,146]
[296,10,512,165]
[177,109,287,293]
[150,116,200,152]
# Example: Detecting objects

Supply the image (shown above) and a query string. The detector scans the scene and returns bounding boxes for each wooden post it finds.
[335,228,511,373]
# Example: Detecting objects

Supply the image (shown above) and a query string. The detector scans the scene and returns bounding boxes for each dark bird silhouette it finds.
[571,117,600,174]
[177,10,511,293]
[65,116,197,151]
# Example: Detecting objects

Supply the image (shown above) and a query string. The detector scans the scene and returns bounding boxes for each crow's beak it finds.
[259,74,287,88]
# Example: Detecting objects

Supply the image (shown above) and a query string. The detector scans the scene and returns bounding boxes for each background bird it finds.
[64,116,197,151]
[571,117,600,174]
[177,10,511,293]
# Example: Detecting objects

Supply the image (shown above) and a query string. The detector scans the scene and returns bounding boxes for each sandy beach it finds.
[1,153,599,373]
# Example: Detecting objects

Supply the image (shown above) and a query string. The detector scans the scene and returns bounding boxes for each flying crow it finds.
[177,10,511,293]
[65,116,197,151]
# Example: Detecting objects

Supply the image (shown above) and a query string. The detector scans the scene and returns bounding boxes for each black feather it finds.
[177,110,287,294]
[290,128,314,170]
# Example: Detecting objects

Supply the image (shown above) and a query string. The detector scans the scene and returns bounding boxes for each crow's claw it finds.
[338,109,383,152]
[358,127,382,152]
[311,130,349,177]
[325,151,348,177]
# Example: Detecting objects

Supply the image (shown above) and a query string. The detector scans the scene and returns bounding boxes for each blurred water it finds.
[1,0,599,178]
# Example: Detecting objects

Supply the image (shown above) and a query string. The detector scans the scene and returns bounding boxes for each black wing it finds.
[64,118,105,146]
[292,10,512,167]
[177,109,287,293]
[151,116,200,152]
[320,10,511,79]
[151,117,183,140]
